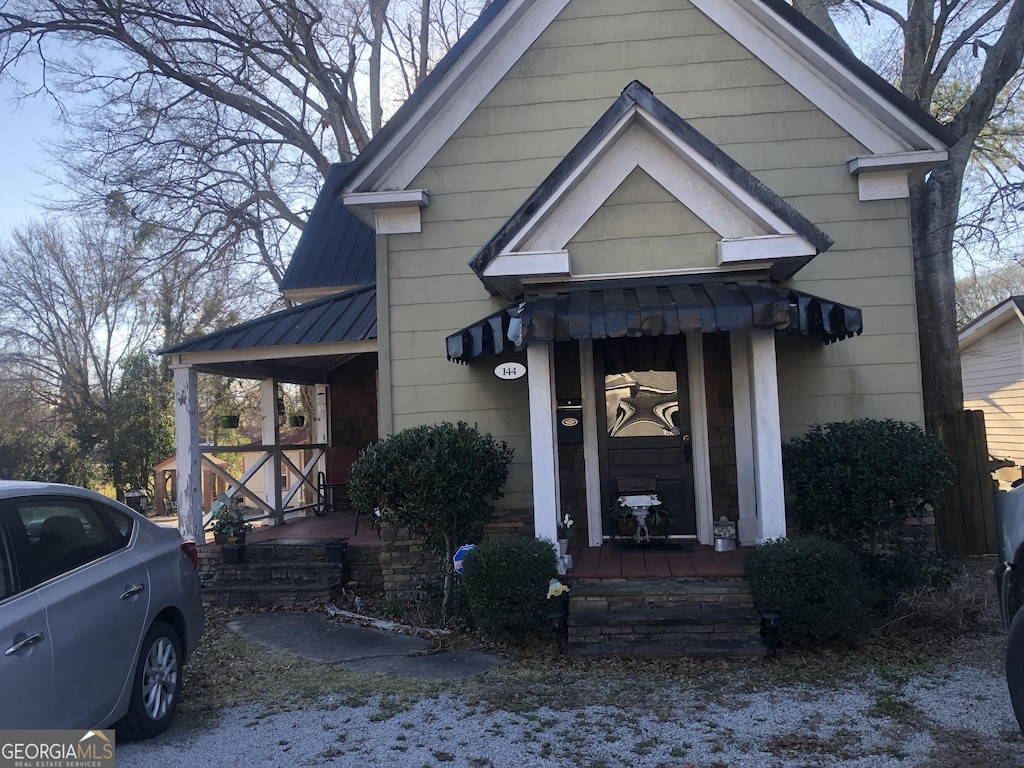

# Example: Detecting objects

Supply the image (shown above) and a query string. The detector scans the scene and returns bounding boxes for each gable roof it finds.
[959,296,1024,351]
[335,0,952,199]
[468,81,835,298]
[280,163,376,299]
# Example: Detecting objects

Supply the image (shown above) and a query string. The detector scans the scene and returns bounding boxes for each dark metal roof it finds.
[280,163,376,293]
[159,286,377,384]
[445,278,862,363]
[468,81,835,290]
[336,0,952,195]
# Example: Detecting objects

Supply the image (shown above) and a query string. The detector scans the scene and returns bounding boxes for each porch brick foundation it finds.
[380,524,440,597]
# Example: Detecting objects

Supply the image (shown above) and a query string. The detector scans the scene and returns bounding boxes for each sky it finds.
[0,66,64,238]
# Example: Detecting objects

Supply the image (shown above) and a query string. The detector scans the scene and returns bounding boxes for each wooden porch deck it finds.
[567,541,746,580]
[240,511,747,580]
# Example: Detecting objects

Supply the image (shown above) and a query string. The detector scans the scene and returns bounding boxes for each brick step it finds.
[202,580,343,607]
[240,538,348,563]
[569,578,755,610]
[213,561,346,584]
[569,604,761,629]
[569,636,767,659]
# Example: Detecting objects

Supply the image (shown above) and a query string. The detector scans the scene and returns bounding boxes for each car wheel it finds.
[117,620,182,740]
[1007,608,1024,734]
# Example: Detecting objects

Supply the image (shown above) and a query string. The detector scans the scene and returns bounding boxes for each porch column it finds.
[579,339,603,547]
[314,384,329,506]
[260,379,283,525]
[171,364,203,543]
[730,330,758,545]
[528,341,560,542]
[749,329,786,541]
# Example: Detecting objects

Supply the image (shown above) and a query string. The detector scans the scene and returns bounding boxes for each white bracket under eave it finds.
[717,233,816,266]
[342,189,429,234]
[847,150,947,201]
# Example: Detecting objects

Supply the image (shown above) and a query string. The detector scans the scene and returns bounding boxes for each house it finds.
[162,0,950,593]
[960,297,1024,488]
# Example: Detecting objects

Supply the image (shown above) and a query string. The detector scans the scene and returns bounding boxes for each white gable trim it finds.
[959,300,1024,351]
[481,107,816,290]
[690,0,946,155]
[345,0,572,193]
[346,0,947,198]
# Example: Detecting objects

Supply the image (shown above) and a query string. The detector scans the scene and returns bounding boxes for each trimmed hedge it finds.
[744,536,867,646]
[782,419,954,548]
[460,536,559,643]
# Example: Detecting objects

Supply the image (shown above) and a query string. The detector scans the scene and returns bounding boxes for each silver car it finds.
[0,481,204,738]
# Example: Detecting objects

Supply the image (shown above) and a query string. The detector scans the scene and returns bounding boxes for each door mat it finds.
[611,540,693,553]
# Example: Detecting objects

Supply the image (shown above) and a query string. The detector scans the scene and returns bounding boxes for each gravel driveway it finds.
[116,643,1023,767]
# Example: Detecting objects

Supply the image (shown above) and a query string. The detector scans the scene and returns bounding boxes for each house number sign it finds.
[494,362,526,380]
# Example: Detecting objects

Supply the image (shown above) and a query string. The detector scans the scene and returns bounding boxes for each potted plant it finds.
[610,497,637,539]
[210,493,253,547]
[648,503,671,539]
[557,511,575,556]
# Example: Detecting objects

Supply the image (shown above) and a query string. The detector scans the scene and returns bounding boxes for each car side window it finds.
[0,517,20,600]
[16,500,120,585]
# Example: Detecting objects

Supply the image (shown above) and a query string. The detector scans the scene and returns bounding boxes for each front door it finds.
[596,337,696,537]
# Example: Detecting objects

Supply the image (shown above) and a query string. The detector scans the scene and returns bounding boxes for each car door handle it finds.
[4,633,45,656]
[120,584,145,600]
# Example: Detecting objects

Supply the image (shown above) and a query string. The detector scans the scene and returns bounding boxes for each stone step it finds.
[240,538,349,563]
[564,577,764,659]
[213,561,346,584]
[202,580,343,608]
[569,577,755,610]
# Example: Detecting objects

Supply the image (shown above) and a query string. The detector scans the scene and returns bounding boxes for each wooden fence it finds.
[934,409,997,556]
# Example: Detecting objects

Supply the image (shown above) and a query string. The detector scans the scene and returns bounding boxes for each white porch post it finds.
[579,339,603,547]
[749,329,786,541]
[686,333,714,545]
[314,384,329,510]
[528,342,560,542]
[730,330,758,545]
[171,364,203,543]
[260,379,283,524]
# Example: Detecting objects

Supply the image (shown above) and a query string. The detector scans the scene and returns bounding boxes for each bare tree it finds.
[799,0,1024,430]
[956,262,1024,327]
[0,0,485,298]
[0,218,158,453]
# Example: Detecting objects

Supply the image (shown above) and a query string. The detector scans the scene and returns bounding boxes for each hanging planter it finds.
[288,414,305,427]
[220,415,240,429]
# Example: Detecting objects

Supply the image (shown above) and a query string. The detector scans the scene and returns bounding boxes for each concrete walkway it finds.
[227,611,507,681]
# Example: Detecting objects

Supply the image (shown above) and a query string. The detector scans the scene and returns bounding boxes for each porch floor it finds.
[241,514,746,579]
[567,541,746,580]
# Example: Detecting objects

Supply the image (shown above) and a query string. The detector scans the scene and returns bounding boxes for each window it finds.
[0,518,19,601]
[16,499,132,585]
[605,371,680,438]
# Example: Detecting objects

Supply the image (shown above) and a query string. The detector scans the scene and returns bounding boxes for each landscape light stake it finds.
[760,609,782,657]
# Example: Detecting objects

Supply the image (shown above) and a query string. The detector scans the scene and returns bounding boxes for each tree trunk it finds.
[910,158,967,432]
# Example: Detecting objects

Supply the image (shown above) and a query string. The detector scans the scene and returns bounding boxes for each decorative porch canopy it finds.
[445,279,862,364]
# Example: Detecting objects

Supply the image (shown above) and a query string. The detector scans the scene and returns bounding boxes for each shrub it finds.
[859,532,959,613]
[347,421,513,612]
[782,419,954,549]
[460,536,559,643]
[744,536,867,646]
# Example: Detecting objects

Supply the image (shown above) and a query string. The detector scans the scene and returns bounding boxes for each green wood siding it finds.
[380,0,923,501]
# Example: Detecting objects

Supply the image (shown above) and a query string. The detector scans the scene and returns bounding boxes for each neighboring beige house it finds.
[163,0,951,566]
[960,297,1024,487]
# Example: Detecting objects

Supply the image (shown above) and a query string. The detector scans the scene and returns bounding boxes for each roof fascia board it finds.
[167,340,378,368]
[343,0,571,193]
[689,0,947,154]
[959,299,1024,350]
